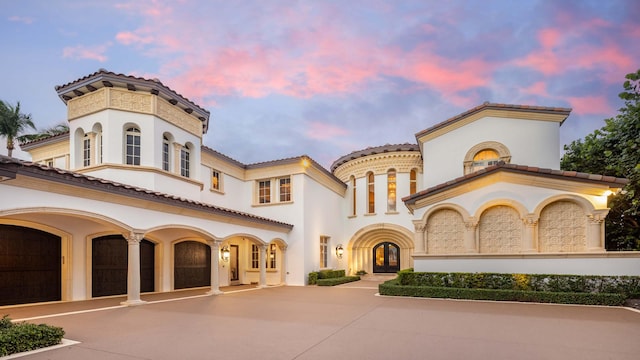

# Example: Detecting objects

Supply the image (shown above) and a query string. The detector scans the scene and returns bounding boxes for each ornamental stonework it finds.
[539,201,586,252]
[426,209,465,254]
[478,205,522,253]
[68,88,108,120]
[333,152,422,181]
[157,98,202,137]
[110,88,152,113]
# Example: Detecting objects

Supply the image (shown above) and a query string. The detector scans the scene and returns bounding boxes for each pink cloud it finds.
[305,121,350,140]
[8,16,34,24]
[521,81,549,97]
[62,43,111,62]
[115,31,154,46]
[566,95,613,115]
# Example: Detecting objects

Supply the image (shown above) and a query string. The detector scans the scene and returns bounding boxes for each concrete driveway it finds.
[3,280,640,360]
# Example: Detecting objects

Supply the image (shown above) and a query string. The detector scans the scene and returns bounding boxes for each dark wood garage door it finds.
[0,225,61,306]
[92,235,155,297]
[174,241,210,290]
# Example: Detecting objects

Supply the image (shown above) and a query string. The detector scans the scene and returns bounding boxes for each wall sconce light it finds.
[221,246,230,262]
[336,244,344,259]
[270,243,276,259]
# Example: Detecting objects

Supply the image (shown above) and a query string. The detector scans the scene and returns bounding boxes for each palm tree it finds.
[0,100,36,157]
[17,123,69,143]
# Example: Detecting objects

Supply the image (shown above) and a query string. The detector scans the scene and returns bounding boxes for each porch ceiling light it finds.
[221,246,230,262]
[336,244,344,259]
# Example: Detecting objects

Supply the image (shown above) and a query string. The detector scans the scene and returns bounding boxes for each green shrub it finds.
[317,276,361,286]
[308,272,319,285]
[355,270,367,275]
[318,269,346,279]
[0,316,65,357]
[378,283,626,306]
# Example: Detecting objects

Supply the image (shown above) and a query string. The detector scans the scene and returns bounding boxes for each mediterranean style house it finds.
[1,69,638,307]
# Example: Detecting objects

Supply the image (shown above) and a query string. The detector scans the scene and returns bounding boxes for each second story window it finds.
[162,136,170,171]
[125,127,141,165]
[472,149,499,172]
[387,169,396,212]
[351,176,357,216]
[367,172,375,214]
[410,169,417,195]
[211,170,221,191]
[180,146,190,177]
[279,177,291,202]
[83,134,91,167]
[258,180,271,204]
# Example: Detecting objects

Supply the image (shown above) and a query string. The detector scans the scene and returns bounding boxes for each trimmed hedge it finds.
[379,282,626,306]
[309,269,347,285]
[317,276,361,286]
[396,270,640,298]
[0,316,65,357]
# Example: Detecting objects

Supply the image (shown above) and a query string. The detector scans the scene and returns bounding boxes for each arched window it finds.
[367,172,375,214]
[350,176,357,216]
[125,127,141,165]
[162,135,170,171]
[387,169,396,212]
[83,133,91,167]
[410,169,417,195]
[180,144,190,177]
[472,149,500,172]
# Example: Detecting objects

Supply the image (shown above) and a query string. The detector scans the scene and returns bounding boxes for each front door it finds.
[373,242,400,273]
[230,245,239,284]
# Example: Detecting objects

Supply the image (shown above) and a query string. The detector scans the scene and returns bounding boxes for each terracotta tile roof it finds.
[330,143,420,172]
[0,155,293,230]
[19,131,70,149]
[54,69,210,132]
[403,161,628,205]
[415,102,572,139]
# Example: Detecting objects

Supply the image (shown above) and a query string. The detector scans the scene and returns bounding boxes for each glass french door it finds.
[373,242,400,273]
[230,245,239,283]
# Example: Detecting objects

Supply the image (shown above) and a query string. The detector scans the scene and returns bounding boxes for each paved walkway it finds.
[3,280,640,360]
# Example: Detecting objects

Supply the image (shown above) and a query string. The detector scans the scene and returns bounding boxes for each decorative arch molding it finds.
[146,224,218,243]
[0,219,73,301]
[421,203,472,224]
[219,233,267,246]
[0,207,132,232]
[348,223,414,274]
[533,194,597,217]
[463,141,511,174]
[472,199,528,225]
[333,152,423,181]
[349,223,415,250]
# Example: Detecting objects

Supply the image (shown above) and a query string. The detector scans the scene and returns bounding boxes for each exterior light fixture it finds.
[336,244,344,259]
[221,246,230,262]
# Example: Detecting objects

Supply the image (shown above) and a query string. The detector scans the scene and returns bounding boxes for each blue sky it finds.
[1,0,638,168]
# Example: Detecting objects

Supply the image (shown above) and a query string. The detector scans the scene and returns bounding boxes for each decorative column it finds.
[413,221,426,254]
[259,244,268,288]
[464,218,478,253]
[522,214,538,253]
[206,240,224,295]
[172,142,182,174]
[280,245,287,285]
[121,231,146,306]
[587,211,607,252]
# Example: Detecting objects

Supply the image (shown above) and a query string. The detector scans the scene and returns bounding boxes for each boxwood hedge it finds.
[0,316,65,357]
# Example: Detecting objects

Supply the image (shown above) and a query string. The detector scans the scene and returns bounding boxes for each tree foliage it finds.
[561,69,640,250]
[0,100,36,157]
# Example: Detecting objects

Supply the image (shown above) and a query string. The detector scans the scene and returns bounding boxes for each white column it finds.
[121,231,146,306]
[464,219,478,253]
[587,212,607,252]
[206,240,224,295]
[413,221,426,254]
[280,245,287,285]
[259,244,268,288]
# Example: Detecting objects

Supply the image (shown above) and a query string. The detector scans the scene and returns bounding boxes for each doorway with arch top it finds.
[373,241,400,273]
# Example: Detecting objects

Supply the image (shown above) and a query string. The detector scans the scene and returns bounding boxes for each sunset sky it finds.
[1,0,638,168]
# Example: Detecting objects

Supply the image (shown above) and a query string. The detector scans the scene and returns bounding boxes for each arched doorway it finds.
[373,242,400,273]
[0,225,61,306]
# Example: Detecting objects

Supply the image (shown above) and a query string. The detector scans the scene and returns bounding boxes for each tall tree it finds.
[561,69,640,250]
[0,100,36,157]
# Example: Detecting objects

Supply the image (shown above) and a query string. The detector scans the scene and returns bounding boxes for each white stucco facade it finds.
[1,70,638,307]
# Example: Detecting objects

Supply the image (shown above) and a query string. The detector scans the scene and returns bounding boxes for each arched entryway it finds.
[348,223,414,275]
[0,224,61,306]
[174,240,211,290]
[373,242,400,273]
[92,235,155,297]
